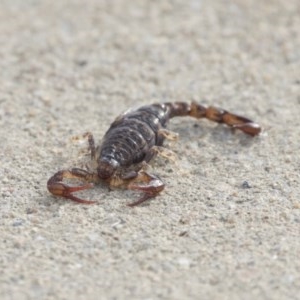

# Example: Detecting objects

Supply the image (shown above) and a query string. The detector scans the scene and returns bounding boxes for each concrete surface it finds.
[0,0,299,299]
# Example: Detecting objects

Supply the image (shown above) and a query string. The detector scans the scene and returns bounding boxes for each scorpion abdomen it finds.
[99,104,169,167]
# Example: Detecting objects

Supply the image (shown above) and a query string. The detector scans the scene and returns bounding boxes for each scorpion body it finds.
[47,102,261,206]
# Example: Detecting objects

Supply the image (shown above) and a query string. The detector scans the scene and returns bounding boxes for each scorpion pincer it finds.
[47,102,261,206]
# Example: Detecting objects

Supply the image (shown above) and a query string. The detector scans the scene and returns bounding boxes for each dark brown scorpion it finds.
[47,102,261,206]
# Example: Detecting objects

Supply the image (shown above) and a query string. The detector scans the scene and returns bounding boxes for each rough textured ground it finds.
[1,1,299,299]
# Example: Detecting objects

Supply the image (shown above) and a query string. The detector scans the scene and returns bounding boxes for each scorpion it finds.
[47,102,261,206]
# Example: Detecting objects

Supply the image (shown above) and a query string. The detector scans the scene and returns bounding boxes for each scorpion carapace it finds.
[47,102,261,206]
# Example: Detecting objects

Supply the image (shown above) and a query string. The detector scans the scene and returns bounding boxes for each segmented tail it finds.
[165,102,261,136]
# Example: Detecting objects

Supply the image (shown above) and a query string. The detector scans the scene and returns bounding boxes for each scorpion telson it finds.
[47,102,261,206]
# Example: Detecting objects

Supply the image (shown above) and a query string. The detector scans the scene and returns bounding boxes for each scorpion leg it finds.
[158,128,179,141]
[150,145,177,162]
[144,145,177,163]
[127,171,165,206]
[82,132,96,160]
[47,168,98,204]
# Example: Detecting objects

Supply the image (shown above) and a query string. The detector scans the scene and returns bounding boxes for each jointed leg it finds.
[150,145,177,162]
[127,171,165,206]
[82,132,96,160]
[144,145,177,163]
[47,168,99,204]
[158,128,179,141]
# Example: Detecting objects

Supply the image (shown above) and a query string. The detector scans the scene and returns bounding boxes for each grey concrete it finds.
[1,0,299,299]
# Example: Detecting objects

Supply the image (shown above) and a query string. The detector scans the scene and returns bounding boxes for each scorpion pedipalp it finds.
[127,171,165,206]
[47,169,97,204]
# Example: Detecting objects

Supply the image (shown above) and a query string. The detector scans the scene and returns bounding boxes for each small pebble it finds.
[241,181,251,189]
